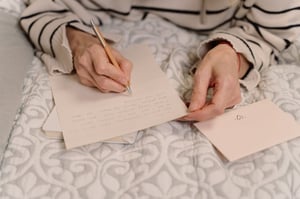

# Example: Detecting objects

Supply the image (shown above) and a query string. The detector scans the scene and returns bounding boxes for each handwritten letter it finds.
[50,44,187,149]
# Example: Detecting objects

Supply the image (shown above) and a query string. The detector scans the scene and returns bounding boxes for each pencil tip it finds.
[127,86,132,95]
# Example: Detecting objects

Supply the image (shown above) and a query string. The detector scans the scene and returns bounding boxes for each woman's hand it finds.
[182,42,250,121]
[66,27,132,93]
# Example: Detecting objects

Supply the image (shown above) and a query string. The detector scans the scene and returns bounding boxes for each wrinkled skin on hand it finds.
[66,27,132,93]
[181,43,250,121]
[67,26,250,121]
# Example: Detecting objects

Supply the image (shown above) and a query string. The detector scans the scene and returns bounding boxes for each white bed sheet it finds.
[1,2,300,198]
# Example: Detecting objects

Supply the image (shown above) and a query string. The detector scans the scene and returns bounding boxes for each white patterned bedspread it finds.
[1,2,300,198]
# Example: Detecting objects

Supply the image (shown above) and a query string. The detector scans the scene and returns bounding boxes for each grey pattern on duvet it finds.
[1,9,300,199]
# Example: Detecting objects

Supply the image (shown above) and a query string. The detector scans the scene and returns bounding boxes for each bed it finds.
[1,1,300,198]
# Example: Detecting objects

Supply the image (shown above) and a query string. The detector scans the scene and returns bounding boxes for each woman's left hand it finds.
[181,42,248,121]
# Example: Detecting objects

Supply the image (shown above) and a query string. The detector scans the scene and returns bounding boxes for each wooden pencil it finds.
[90,19,132,94]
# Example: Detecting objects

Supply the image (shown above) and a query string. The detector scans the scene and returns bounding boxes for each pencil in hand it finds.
[90,19,132,94]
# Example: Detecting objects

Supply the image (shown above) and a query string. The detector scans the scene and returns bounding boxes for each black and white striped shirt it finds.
[20,0,300,89]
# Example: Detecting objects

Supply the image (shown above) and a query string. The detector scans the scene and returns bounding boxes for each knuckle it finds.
[76,54,88,67]
[95,64,107,75]
[89,43,101,52]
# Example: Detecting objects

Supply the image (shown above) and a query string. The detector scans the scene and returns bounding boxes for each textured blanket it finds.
[1,1,300,198]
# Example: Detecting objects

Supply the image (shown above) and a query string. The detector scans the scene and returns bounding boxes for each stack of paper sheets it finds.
[49,44,187,149]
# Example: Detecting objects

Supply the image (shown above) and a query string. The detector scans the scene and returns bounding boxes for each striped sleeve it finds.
[20,0,109,74]
[198,0,300,90]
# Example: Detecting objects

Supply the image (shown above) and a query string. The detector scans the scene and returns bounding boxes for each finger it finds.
[79,76,95,88]
[80,66,117,93]
[112,49,132,81]
[212,76,241,108]
[74,52,98,88]
[76,68,95,88]
[183,79,241,121]
[210,81,228,108]
[92,75,126,93]
[185,83,229,121]
[76,46,127,92]
[74,50,114,92]
[90,48,128,86]
[183,102,224,121]
[76,61,109,92]
[188,65,211,112]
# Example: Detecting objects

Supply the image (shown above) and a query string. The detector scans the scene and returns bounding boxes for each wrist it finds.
[217,41,250,78]
[66,26,80,53]
[66,26,95,54]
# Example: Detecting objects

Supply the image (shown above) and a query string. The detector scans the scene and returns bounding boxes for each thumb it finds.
[189,67,211,112]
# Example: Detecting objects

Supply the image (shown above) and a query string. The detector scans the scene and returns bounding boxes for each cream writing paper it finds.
[42,106,63,139]
[50,44,187,149]
[194,99,300,161]
[42,106,138,144]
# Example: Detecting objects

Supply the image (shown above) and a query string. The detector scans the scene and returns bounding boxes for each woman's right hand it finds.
[66,27,132,93]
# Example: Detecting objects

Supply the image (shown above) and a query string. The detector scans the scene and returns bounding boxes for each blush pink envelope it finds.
[194,99,300,162]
